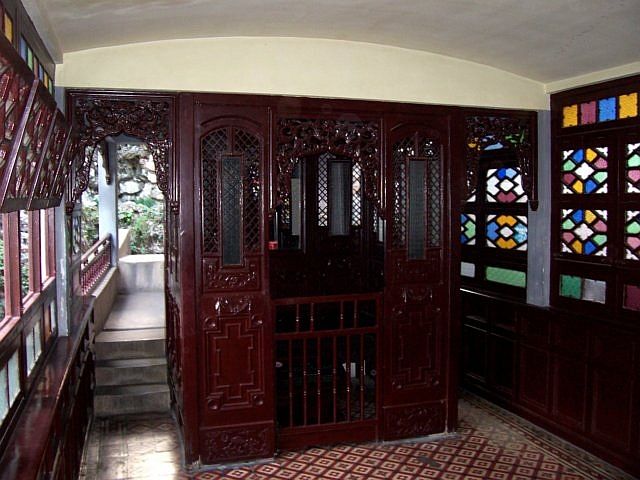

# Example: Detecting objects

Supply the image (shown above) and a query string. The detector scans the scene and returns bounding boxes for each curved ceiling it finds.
[33,0,640,82]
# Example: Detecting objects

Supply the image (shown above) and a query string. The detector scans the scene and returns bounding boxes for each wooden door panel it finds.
[193,101,274,464]
[383,116,452,440]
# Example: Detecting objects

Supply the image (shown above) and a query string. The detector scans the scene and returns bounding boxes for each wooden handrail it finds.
[80,234,112,295]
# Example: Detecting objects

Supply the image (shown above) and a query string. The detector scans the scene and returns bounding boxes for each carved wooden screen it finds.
[383,120,452,440]
[196,109,273,464]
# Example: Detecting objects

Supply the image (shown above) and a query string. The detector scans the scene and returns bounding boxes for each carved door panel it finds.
[383,118,452,440]
[194,102,274,464]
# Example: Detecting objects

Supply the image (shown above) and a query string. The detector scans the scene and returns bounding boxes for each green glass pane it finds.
[560,275,582,299]
[486,266,526,288]
[628,154,640,168]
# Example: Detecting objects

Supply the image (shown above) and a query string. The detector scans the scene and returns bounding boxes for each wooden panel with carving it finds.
[382,116,453,440]
[199,294,269,421]
[193,100,274,463]
[199,422,275,464]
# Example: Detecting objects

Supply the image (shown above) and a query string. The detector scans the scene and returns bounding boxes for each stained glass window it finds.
[561,147,608,194]
[486,266,526,288]
[486,167,526,203]
[626,143,640,193]
[598,97,616,122]
[562,105,578,128]
[625,210,640,261]
[619,93,638,119]
[561,209,607,256]
[560,275,606,303]
[3,13,12,43]
[461,262,475,277]
[580,101,596,125]
[460,213,476,245]
[623,284,640,311]
[486,214,527,250]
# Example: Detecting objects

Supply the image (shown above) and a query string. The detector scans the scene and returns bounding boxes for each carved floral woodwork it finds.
[275,117,383,216]
[0,34,72,212]
[465,115,537,209]
[384,403,445,439]
[67,96,173,212]
[201,424,272,463]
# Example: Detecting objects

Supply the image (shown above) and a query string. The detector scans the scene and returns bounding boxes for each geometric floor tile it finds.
[79,393,636,480]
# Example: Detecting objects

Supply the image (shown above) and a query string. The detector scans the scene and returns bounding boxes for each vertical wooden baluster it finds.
[303,337,308,426]
[360,334,365,420]
[332,336,337,423]
[346,334,351,421]
[354,300,359,328]
[295,304,300,333]
[288,339,294,427]
[317,336,321,424]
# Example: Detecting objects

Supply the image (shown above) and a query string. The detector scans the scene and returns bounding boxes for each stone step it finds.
[95,328,165,360]
[94,383,170,417]
[96,357,167,386]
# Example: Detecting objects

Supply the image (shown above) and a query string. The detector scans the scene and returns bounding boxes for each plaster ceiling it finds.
[33,0,640,82]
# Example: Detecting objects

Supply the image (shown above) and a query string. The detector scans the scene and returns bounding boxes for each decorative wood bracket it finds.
[465,115,538,210]
[275,117,383,217]
[67,96,174,213]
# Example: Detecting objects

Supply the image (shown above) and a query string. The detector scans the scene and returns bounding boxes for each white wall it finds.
[56,37,548,110]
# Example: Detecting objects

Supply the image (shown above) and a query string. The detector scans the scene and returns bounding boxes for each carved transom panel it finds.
[68,96,173,210]
[276,118,382,216]
[465,115,537,209]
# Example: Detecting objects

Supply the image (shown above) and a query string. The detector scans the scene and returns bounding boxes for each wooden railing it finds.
[80,234,112,295]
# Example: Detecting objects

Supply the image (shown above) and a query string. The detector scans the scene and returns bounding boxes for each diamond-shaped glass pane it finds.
[486,167,527,203]
[561,147,608,194]
[561,209,608,256]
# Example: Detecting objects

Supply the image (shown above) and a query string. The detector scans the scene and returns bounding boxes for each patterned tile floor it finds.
[80,394,636,480]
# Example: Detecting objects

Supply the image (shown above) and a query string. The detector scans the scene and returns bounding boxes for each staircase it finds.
[94,286,170,416]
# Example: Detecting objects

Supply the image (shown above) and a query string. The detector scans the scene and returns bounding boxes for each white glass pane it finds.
[50,301,57,334]
[0,367,8,421]
[582,278,606,304]
[40,209,48,280]
[25,331,34,374]
[8,351,19,403]
[461,262,476,277]
[34,321,42,361]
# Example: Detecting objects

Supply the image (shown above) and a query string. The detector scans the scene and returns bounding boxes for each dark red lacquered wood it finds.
[79,234,112,295]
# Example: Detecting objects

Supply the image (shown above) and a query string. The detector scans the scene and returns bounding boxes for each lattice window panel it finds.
[201,129,227,254]
[221,156,242,265]
[626,142,640,193]
[561,147,608,194]
[486,167,527,203]
[486,214,527,251]
[561,209,608,256]
[423,139,441,247]
[14,95,54,200]
[391,137,414,249]
[235,129,262,254]
[31,114,67,203]
[317,152,329,227]
[0,62,32,175]
[625,210,640,261]
[351,162,362,227]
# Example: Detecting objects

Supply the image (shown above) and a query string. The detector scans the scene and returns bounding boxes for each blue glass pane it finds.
[598,97,616,122]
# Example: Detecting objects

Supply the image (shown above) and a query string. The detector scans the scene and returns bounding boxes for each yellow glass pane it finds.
[4,13,12,42]
[619,93,638,119]
[562,105,578,127]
